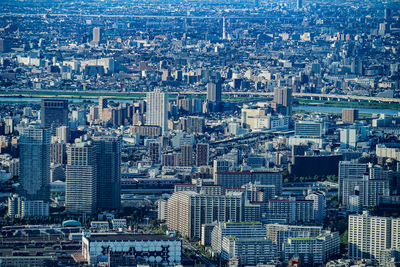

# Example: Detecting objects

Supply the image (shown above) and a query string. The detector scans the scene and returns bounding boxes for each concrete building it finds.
[146,89,168,135]
[340,128,357,149]
[196,143,209,166]
[211,222,267,254]
[93,136,121,210]
[8,194,49,218]
[40,99,68,128]
[221,237,278,265]
[19,125,51,201]
[348,211,399,264]
[214,170,282,193]
[282,231,340,264]
[66,141,97,214]
[342,109,359,123]
[81,233,181,266]
[305,191,326,223]
[274,87,292,115]
[167,191,244,239]
[180,144,193,167]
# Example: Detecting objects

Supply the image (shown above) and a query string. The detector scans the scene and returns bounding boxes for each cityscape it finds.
[0,0,400,266]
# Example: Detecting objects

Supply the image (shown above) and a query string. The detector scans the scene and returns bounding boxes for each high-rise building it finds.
[340,128,357,149]
[19,125,51,201]
[196,143,209,166]
[294,121,323,138]
[66,141,97,214]
[146,89,169,135]
[180,144,193,167]
[207,81,222,103]
[305,191,326,223]
[339,161,391,207]
[167,191,245,239]
[149,142,161,164]
[40,99,69,128]
[296,0,302,9]
[348,211,399,264]
[274,87,292,115]
[93,27,102,44]
[93,137,121,210]
[50,142,67,164]
[98,97,108,121]
[342,109,359,123]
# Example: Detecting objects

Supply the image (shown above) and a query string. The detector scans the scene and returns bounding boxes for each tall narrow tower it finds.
[19,124,51,201]
[222,16,226,40]
[146,89,169,135]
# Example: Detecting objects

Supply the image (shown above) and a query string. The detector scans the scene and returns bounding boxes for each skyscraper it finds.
[196,143,209,166]
[93,27,102,44]
[274,87,292,115]
[19,124,51,201]
[40,99,69,128]
[180,144,193,167]
[146,89,169,134]
[98,96,108,121]
[66,141,97,214]
[297,0,302,9]
[93,137,121,210]
[207,81,222,103]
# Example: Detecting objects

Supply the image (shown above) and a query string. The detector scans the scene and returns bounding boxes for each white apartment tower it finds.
[146,89,169,135]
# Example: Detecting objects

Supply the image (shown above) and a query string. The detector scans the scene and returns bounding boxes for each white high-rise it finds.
[146,89,168,135]
[348,211,400,264]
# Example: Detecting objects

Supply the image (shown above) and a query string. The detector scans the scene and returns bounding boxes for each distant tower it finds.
[274,87,292,115]
[146,89,169,135]
[98,96,108,121]
[297,0,302,9]
[93,27,102,44]
[19,124,51,201]
[196,143,209,167]
[222,16,226,40]
[180,144,193,167]
[40,99,69,128]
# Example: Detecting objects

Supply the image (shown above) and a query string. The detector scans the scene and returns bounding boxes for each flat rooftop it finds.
[85,233,179,242]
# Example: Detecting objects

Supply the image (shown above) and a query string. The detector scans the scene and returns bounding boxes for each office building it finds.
[342,109,359,123]
[98,96,108,121]
[196,143,209,166]
[295,121,324,138]
[93,136,121,210]
[40,99,68,128]
[92,27,102,44]
[242,182,276,202]
[19,125,51,201]
[180,144,193,167]
[146,89,169,134]
[82,233,181,266]
[167,191,244,239]
[66,141,97,214]
[348,211,400,264]
[274,87,292,115]
[50,142,67,164]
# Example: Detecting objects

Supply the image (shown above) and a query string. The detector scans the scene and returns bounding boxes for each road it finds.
[183,241,215,267]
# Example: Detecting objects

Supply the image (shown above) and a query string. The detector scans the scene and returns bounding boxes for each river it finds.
[0,96,399,115]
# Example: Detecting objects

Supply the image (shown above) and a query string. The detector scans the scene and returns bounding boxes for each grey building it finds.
[40,99,69,128]
[19,124,51,201]
[66,141,97,214]
[93,136,121,210]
